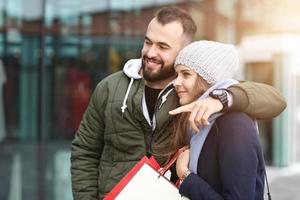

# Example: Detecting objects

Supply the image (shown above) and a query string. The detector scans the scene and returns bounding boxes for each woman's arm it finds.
[179,112,264,200]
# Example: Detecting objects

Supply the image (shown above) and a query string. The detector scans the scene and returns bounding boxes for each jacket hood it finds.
[123,58,142,79]
[121,58,174,128]
[121,58,142,116]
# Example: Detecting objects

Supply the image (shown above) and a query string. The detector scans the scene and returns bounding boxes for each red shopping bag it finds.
[104,148,189,200]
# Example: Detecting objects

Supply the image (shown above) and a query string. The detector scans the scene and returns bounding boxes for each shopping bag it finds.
[104,148,189,200]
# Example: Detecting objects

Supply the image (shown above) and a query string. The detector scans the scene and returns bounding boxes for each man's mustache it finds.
[143,56,163,64]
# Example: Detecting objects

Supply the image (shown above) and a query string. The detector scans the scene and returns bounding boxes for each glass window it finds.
[0,0,179,199]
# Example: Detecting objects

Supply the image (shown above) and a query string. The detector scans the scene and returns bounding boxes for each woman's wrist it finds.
[181,169,191,180]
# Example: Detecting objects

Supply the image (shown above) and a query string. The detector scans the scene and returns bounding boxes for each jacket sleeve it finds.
[179,113,263,200]
[227,81,286,119]
[179,173,223,200]
[71,81,107,200]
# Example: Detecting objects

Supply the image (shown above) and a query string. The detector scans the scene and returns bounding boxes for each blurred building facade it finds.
[235,0,300,167]
[238,35,300,167]
[0,0,298,199]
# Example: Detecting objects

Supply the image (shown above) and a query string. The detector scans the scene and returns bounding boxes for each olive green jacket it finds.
[71,59,286,200]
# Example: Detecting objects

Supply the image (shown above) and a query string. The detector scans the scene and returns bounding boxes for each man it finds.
[71,7,286,200]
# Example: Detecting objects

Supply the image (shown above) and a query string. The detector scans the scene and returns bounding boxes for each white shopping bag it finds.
[104,156,189,200]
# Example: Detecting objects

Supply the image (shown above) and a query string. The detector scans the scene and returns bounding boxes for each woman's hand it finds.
[176,149,190,180]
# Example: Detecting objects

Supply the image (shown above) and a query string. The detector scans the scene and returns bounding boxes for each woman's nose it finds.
[173,76,181,87]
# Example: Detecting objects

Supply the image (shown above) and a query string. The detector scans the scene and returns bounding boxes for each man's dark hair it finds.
[155,6,197,42]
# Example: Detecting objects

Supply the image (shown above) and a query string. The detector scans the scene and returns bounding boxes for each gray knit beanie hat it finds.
[175,40,239,84]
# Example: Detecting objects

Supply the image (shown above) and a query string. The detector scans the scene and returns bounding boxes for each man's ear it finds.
[180,35,192,48]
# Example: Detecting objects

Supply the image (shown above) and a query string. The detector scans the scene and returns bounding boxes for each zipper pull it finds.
[159,95,167,109]
[158,88,173,109]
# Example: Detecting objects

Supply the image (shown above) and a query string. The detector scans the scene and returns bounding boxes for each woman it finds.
[172,41,265,200]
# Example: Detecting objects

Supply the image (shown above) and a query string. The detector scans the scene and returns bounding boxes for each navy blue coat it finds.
[179,112,265,200]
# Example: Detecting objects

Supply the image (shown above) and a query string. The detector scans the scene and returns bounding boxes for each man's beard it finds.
[142,56,175,82]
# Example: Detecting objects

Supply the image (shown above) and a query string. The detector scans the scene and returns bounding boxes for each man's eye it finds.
[160,45,168,50]
[145,40,152,45]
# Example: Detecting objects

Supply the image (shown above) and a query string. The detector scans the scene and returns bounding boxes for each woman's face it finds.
[174,65,208,105]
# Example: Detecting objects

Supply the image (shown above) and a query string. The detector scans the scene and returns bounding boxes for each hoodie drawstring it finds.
[121,77,134,117]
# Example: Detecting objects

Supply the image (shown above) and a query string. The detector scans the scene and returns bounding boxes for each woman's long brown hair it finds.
[170,76,211,152]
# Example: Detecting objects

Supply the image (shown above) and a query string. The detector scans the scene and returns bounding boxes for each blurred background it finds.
[0,0,299,199]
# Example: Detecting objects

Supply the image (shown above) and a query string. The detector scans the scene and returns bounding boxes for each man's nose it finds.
[146,45,158,58]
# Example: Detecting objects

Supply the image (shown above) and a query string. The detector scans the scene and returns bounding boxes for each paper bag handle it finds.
[159,146,189,176]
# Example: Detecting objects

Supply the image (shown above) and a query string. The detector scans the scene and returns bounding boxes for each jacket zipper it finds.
[147,84,174,157]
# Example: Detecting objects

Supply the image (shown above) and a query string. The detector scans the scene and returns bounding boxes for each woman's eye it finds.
[183,72,191,77]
